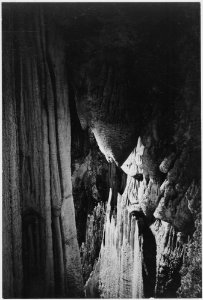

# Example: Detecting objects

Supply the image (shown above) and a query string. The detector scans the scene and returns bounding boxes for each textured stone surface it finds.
[80,203,106,284]
[98,189,145,298]
[3,3,201,298]
[71,129,108,284]
[3,5,83,298]
[3,25,23,297]
[85,122,200,298]
[85,143,200,298]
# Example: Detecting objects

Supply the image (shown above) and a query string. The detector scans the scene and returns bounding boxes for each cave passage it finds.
[2,2,201,299]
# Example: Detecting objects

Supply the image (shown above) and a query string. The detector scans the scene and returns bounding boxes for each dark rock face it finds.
[3,3,201,299]
[3,4,84,298]
[70,3,200,298]
[71,127,108,283]
[65,3,200,167]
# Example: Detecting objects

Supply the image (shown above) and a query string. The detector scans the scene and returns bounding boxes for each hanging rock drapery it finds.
[3,4,83,298]
[3,3,201,299]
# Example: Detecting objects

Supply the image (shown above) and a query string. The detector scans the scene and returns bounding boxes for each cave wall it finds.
[3,3,201,299]
[66,3,200,166]
[3,4,83,298]
[71,128,108,283]
[68,3,201,298]
[86,135,201,298]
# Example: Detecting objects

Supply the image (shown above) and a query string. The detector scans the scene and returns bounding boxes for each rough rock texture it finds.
[3,19,23,296]
[72,4,200,297]
[99,189,145,298]
[86,134,200,298]
[66,3,200,167]
[3,3,201,299]
[177,189,201,298]
[80,203,106,285]
[3,4,83,298]
[71,129,108,283]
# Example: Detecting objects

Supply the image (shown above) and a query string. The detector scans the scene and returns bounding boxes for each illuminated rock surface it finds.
[3,3,201,299]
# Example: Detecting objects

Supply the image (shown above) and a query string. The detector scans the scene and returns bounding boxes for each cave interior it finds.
[2,2,201,299]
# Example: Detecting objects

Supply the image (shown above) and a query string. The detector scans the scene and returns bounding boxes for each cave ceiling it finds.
[8,3,199,165]
[45,3,200,165]
[2,3,201,298]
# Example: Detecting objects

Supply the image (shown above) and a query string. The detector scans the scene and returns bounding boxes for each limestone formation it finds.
[3,3,201,299]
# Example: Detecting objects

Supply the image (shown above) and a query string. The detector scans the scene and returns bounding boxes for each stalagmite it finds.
[132,221,144,299]
[99,182,145,298]
[3,3,201,298]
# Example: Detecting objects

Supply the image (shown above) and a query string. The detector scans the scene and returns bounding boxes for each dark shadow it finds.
[131,212,157,298]
[22,209,45,298]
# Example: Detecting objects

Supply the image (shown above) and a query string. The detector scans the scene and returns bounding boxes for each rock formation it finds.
[3,4,84,297]
[3,3,201,298]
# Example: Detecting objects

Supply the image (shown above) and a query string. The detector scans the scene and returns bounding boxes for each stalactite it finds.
[3,4,83,297]
[42,108,55,295]
[3,8,23,297]
[52,206,65,297]
[3,4,200,298]
[45,16,84,296]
